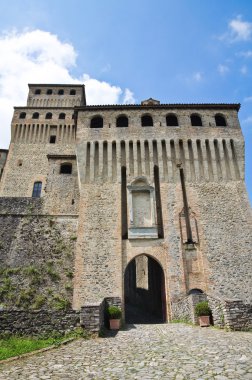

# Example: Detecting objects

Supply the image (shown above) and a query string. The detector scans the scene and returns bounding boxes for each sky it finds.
[0,0,251,203]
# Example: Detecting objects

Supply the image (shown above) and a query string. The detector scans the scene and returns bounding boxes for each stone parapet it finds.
[0,310,80,336]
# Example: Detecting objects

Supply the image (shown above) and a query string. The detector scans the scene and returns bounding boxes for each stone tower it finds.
[0,84,251,331]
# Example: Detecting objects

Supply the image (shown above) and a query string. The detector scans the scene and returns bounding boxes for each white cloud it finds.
[220,16,252,42]
[239,50,252,58]
[0,29,135,148]
[123,88,136,104]
[240,65,248,75]
[192,72,203,82]
[81,74,122,104]
[217,64,229,75]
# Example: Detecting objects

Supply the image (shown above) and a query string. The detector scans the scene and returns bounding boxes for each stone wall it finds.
[80,297,122,332]
[171,293,252,330]
[195,181,252,303]
[0,198,77,311]
[0,310,80,336]
[208,296,252,330]
[73,184,122,309]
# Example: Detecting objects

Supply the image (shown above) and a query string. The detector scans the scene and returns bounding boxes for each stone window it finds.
[50,135,56,144]
[215,114,227,127]
[190,114,202,126]
[58,89,64,95]
[45,112,52,119]
[32,181,42,198]
[35,89,41,95]
[47,89,53,95]
[127,177,158,239]
[90,116,103,128]
[60,163,72,174]
[59,113,66,120]
[166,113,178,126]
[19,112,26,119]
[70,89,76,95]
[141,114,153,127]
[116,115,128,127]
[32,112,39,119]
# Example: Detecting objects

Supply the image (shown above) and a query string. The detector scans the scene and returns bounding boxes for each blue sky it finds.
[0,0,251,203]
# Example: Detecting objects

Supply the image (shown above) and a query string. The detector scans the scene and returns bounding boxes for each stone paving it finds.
[0,324,251,380]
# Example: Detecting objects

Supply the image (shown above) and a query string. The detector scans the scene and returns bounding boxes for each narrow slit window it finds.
[50,135,56,144]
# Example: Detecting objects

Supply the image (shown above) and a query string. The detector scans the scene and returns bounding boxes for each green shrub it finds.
[47,267,60,282]
[66,271,73,279]
[107,305,122,319]
[23,266,39,276]
[53,295,71,310]
[32,295,46,309]
[195,301,211,317]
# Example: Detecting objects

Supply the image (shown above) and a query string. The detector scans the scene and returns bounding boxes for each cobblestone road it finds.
[0,324,251,380]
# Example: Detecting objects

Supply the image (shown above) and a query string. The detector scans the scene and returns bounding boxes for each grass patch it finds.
[0,336,64,361]
[0,328,89,361]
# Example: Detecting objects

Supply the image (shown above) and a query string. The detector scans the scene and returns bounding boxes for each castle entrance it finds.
[124,255,166,324]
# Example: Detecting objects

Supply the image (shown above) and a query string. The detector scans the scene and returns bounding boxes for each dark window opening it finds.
[117,115,128,128]
[191,114,202,126]
[70,89,76,95]
[35,89,41,95]
[58,89,64,95]
[19,112,26,119]
[32,112,39,119]
[141,115,153,127]
[91,116,103,128]
[166,114,178,126]
[60,163,72,174]
[215,114,227,127]
[72,113,75,119]
[47,89,53,95]
[59,113,66,119]
[45,112,52,119]
[32,181,42,198]
[50,135,56,144]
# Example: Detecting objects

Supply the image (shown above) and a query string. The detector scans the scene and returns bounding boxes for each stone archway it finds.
[124,254,166,324]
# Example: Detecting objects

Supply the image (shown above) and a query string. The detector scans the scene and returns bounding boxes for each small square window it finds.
[50,136,56,144]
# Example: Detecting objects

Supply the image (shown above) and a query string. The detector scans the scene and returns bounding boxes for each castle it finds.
[0,84,251,332]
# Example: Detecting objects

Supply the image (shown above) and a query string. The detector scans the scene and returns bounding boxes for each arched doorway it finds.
[124,255,166,324]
